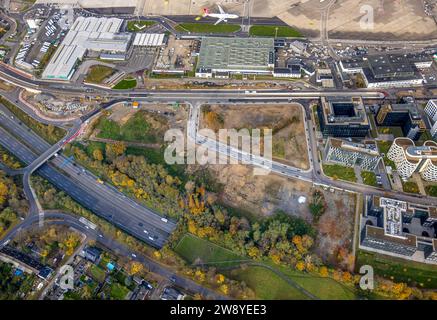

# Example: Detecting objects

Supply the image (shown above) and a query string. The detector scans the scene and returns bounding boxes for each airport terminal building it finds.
[196,36,275,76]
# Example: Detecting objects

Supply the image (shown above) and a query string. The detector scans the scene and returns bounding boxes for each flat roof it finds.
[320,97,369,126]
[42,16,131,80]
[197,37,274,72]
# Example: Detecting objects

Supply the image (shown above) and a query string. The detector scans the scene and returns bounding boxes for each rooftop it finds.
[197,37,275,72]
[42,16,131,80]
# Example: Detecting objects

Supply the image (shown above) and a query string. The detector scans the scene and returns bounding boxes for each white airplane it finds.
[203,4,239,25]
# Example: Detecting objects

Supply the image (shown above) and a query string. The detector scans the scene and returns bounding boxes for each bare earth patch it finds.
[200,103,310,170]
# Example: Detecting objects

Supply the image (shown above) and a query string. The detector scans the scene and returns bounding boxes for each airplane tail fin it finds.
[203,8,209,16]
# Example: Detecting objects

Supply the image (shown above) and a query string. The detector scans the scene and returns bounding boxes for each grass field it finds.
[402,181,420,194]
[0,97,65,145]
[228,264,356,300]
[270,264,357,300]
[322,164,357,182]
[89,265,106,283]
[85,65,114,84]
[174,234,246,267]
[227,266,309,300]
[112,77,137,90]
[95,111,162,144]
[109,282,130,300]
[176,234,356,299]
[175,23,240,34]
[376,141,396,168]
[126,20,156,32]
[378,126,404,138]
[361,171,378,187]
[356,250,437,289]
[249,25,302,38]
[425,185,437,197]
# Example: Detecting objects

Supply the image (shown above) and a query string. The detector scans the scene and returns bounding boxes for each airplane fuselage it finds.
[207,13,239,20]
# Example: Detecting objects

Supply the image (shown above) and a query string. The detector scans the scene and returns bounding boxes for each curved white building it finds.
[388,138,437,182]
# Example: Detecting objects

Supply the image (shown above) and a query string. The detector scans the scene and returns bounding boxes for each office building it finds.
[425,99,437,138]
[387,138,437,181]
[324,138,381,171]
[317,97,370,137]
[360,196,437,264]
[376,103,426,141]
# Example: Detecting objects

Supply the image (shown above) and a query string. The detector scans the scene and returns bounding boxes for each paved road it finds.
[0,212,226,300]
[0,105,176,248]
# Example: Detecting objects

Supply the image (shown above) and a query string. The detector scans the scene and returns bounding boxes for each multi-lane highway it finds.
[0,103,176,248]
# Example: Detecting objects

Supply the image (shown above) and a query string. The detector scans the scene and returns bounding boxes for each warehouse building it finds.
[133,33,165,47]
[324,138,381,171]
[196,37,275,76]
[360,196,437,264]
[338,53,432,88]
[317,97,370,137]
[387,138,437,182]
[42,17,131,81]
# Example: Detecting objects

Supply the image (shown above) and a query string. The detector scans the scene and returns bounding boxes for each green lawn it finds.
[249,25,303,38]
[126,20,156,32]
[175,23,240,34]
[89,265,106,283]
[95,111,163,144]
[174,234,246,267]
[85,65,114,84]
[356,250,437,289]
[376,141,396,168]
[425,185,437,197]
[361,171,378,187]
[0,97,65,145]
[112,77,137,90]
[272,264,357,300]
[227,266,309,300]
[109,282,130,300]
[378,126,404,138]
[322,164,357,182]
[227,264,356,300]
[402,181,420,194]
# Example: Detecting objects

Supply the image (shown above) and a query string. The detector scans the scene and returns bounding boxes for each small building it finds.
[80,246,102,264]
[214,71,230,79]
[161,286,185,300]
[316,68,334,88]
[289,40,307,55]
[100,53,126,61]
[195,67,212,78]
[273,66,301,78]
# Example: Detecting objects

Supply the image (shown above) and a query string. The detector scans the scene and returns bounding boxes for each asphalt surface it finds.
[0,104,176,248]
